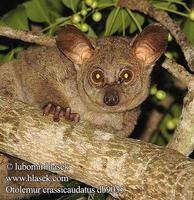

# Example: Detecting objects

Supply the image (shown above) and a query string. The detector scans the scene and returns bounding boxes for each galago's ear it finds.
[56,25,94,65]
[131,23,168,66]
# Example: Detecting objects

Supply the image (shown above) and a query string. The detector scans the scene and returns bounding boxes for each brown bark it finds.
[0,95,193,200]
[161,59,194,156]
[162,59,194,87]
[0,26,55,47]
[167,80,194,156]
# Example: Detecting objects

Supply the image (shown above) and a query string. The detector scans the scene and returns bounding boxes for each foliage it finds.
[0,0,194,199]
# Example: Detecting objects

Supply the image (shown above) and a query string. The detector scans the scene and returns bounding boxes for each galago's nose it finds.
[104,89,119,106]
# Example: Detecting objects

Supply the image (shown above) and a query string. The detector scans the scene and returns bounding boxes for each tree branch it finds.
[160,58,194,156]
[167,80,194,156]
[0,95,193,199]
[117,0,194,72]
[0,26,55,47]
[162,58,194,87]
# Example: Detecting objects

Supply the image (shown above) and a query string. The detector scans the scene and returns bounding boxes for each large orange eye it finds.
[119,68,134,83]
[90,68,105,85]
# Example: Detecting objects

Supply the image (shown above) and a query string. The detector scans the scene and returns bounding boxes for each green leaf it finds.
[24,0,51,23]
[13,46,24,54]
[87,26,97,37]
[98,0,113,6]
[62,0,80,12]
[105,7,121,36]
[183,19,194,46]
[1,5,28,30]
[47,0,63,18]
[150,1,171,8]
[118,9,132,33]
[0,44,9,51]
[0,50,14,62]
[0,46,25,62]
[105,8,132,36]
[129,12,144,34]
[48,0,63,14]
